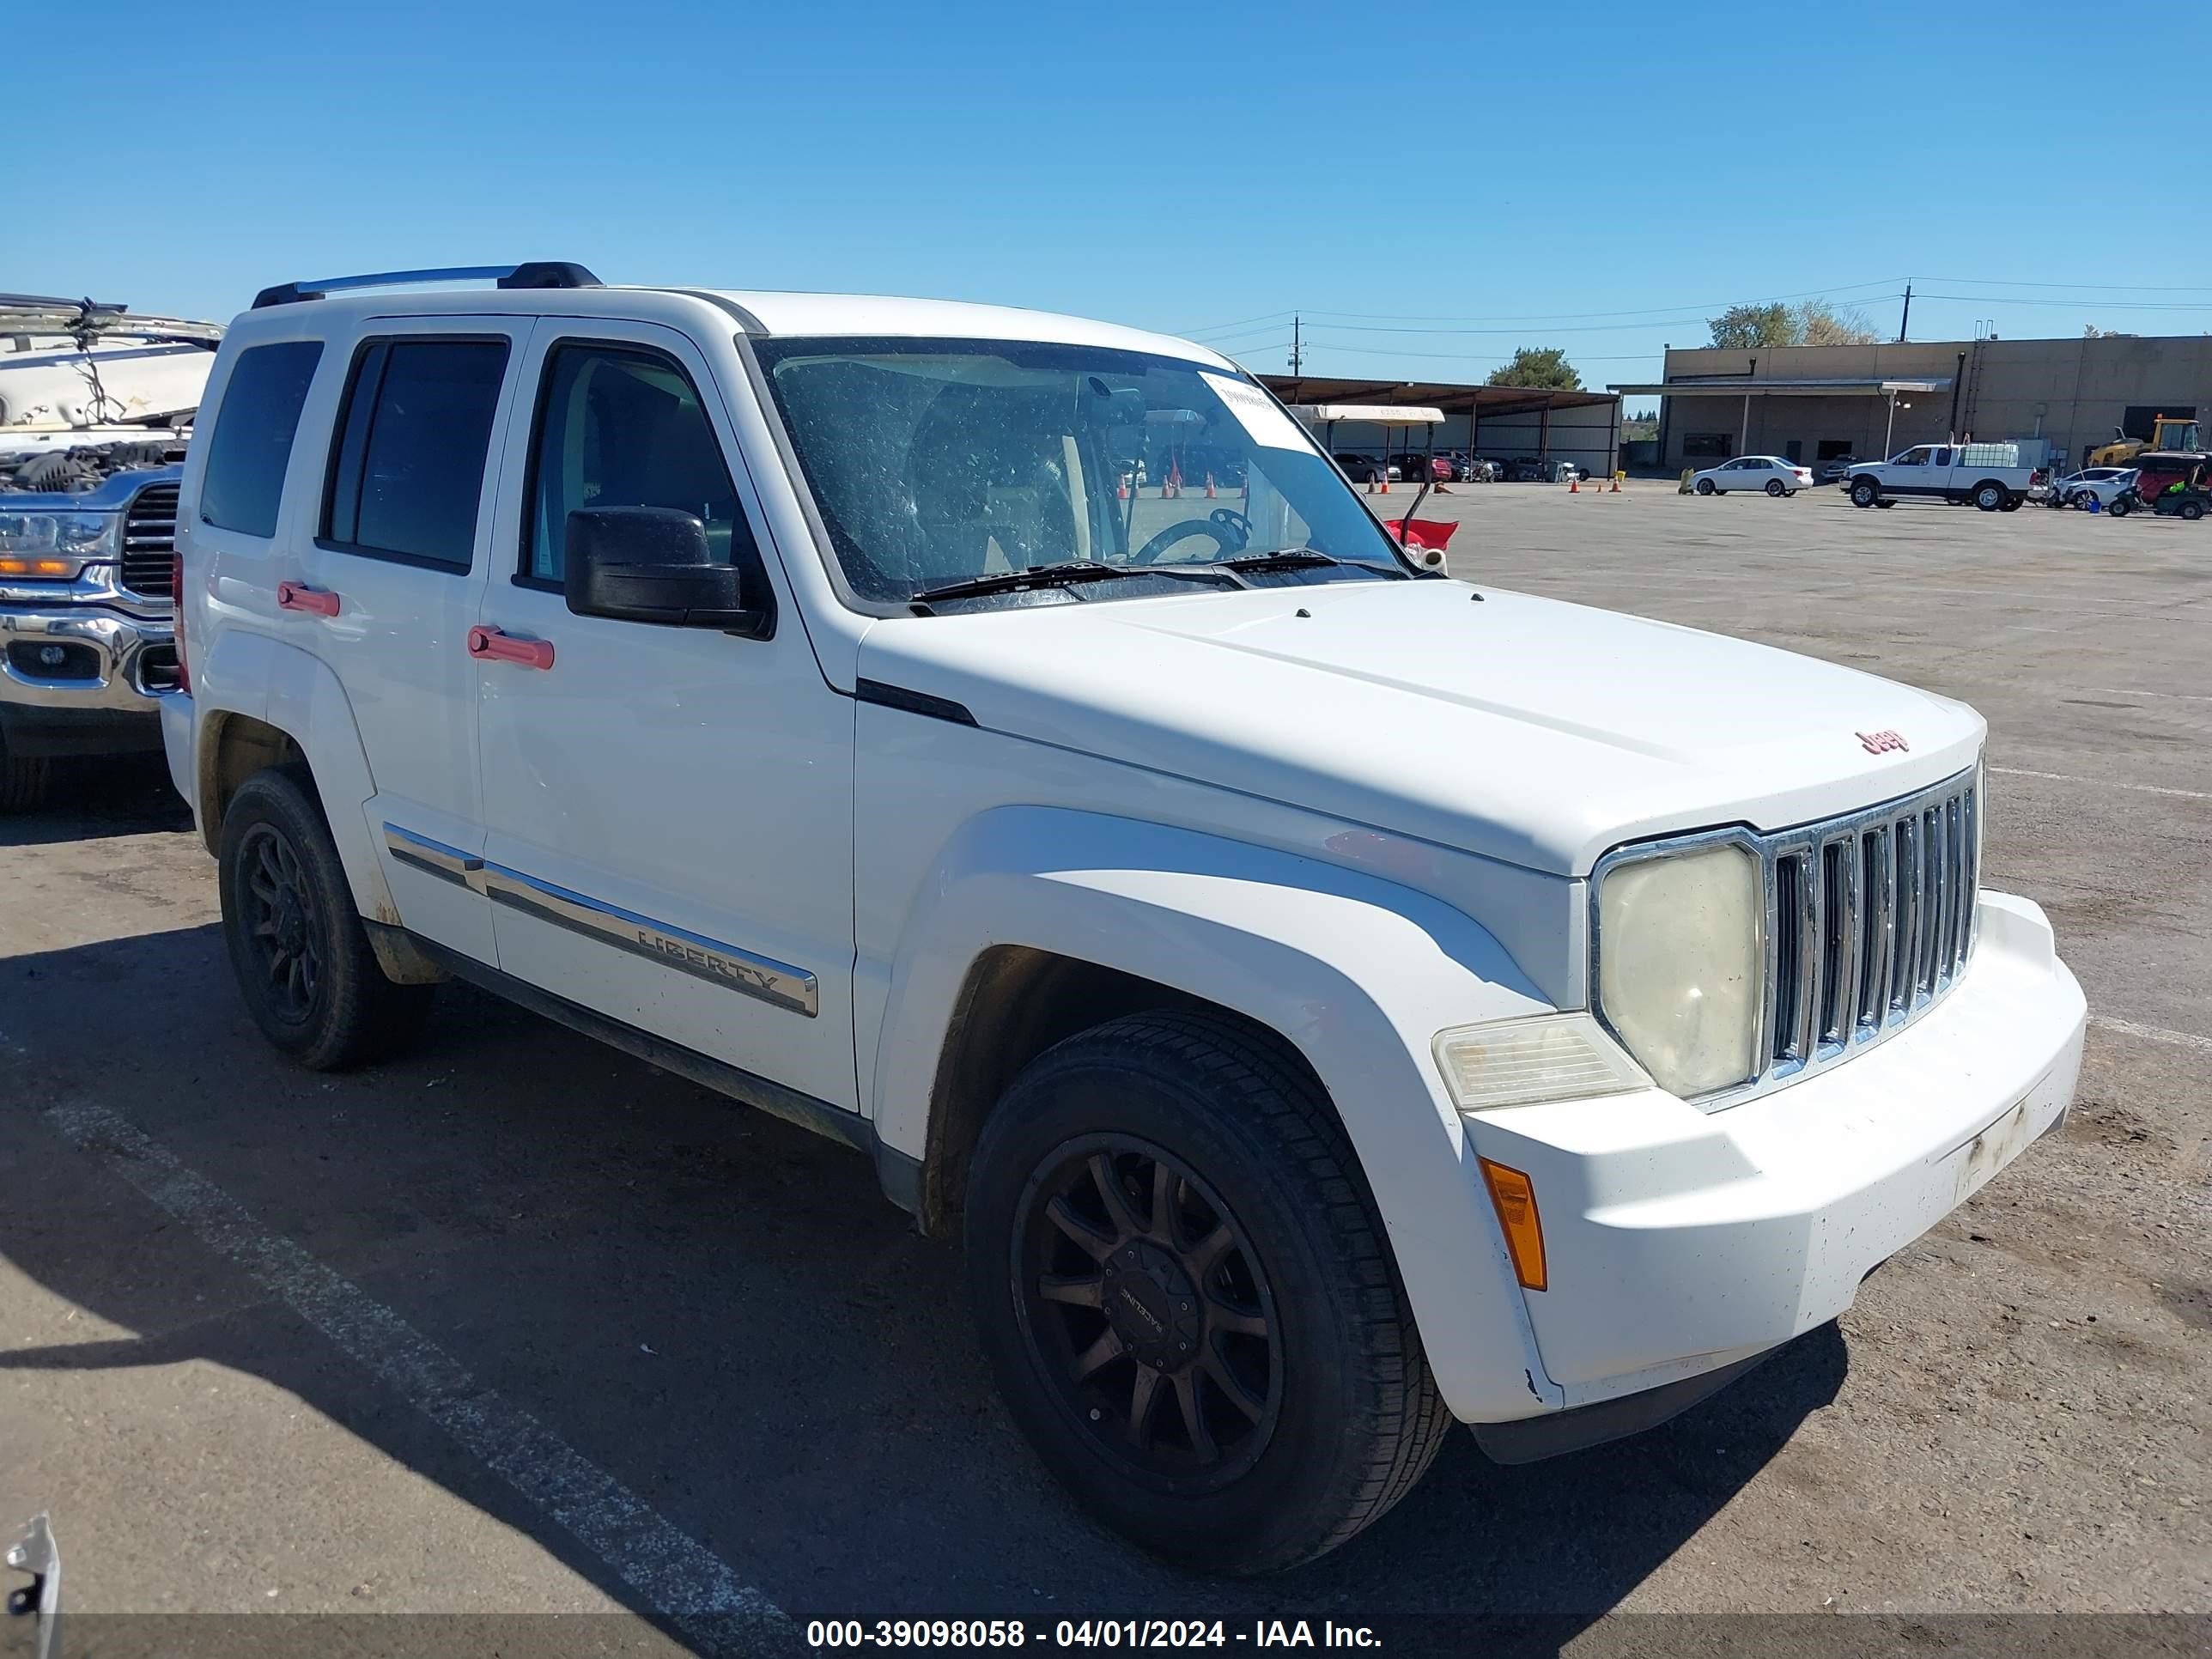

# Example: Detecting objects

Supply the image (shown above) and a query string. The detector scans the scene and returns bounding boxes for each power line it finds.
[1175,307,1298,336]
[1288,277,1907,325]
[1921,276,2212,293]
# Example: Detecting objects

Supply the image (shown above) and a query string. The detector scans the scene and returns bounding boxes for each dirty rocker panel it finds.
[380,823,819,1017]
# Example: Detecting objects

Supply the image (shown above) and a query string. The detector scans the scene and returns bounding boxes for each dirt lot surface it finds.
[3,482,2204,1653]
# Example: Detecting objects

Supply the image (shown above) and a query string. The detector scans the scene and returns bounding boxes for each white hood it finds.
[858,579,1984,876]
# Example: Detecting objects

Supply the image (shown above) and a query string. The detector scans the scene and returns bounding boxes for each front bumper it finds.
[1460,889,2084,1414]
[0,605,177,714]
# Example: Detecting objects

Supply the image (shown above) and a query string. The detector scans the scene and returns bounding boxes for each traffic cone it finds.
[1366,477,1376,494]
[1610,473,1621,492]
[1205,475,1217,499]
[1117,477,1128,501]
[1377,474,1389,494]
[1570,475,1580,493]
[1241,477,1249,501]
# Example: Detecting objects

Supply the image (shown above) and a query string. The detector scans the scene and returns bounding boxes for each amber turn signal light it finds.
[1478,1158,1547,1291]
[0,557,76,578]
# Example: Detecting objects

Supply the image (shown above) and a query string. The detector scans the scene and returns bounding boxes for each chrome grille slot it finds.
[1592,764,1984,1111]
[121,483,179,598]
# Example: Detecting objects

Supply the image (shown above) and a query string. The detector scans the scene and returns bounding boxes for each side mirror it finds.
[562,507,770,635]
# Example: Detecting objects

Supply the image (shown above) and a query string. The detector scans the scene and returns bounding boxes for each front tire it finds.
[965,1011,1449,1575]
[1850,477,1881,508]
[218,764,434,1070]
[0,726,52,815]
[1693,477,1715,495]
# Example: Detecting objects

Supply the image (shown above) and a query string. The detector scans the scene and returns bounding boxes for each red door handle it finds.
[277,580,341,617]
[467,625,555,670]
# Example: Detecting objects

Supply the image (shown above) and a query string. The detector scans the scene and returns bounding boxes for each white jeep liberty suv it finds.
[164,263,2086,1573]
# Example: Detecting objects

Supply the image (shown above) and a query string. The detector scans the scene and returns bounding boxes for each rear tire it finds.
[217,764,434,1070]
[1765,478,1786,497]
[2182,500,2205,522]
[964,1010,1449,1575]
[0,727,52,815]
[1974,481,2007,512]
[1850,477,1881,508]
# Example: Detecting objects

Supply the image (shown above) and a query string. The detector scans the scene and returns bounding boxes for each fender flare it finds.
[867,805,1568,1421]
[191,627,398,926]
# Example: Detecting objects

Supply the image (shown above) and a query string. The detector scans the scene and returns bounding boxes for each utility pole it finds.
[1289,314,1304,378]
[1897,282,1913,343]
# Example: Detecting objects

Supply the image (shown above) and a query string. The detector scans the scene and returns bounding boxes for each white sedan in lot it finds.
[2050,467,2137,509]
[1691,455,1814,496]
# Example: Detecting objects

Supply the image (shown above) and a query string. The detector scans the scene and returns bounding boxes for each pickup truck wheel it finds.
[218,765,434,1070]
[1765,478,1786,496]
[1850,478,1881,508]
[965,1011,1448,1574]
[1973,482,2007,512]
[2000,496,2022,512]
[0,729,52,814]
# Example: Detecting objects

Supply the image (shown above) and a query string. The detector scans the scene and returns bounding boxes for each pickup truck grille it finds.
[1768,769,1980,1081]
[120,483,179,598]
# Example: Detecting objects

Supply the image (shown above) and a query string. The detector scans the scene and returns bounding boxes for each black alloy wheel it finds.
[1014,1134,1282,1485]
[237,820,325,1024]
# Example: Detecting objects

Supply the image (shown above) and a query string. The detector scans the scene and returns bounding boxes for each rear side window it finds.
[323,338,510,569]
[199,341,324,538]
[522,341,754,583]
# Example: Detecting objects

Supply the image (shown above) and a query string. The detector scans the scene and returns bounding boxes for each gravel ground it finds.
[1,481,2203,1652]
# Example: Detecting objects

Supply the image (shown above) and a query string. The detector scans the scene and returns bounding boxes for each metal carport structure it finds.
[1256,375,1622,477]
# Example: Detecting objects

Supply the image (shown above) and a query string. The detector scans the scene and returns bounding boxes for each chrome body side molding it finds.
[380,823,819,1018]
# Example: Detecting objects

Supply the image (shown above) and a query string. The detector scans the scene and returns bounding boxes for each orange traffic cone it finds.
[1569,475,1580,493]
[1117,477,1128,500]
[1377,474,1389,494]
[1205,475,1217,499]
[1610,474,1621,492]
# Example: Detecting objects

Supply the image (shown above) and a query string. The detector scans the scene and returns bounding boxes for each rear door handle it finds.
[466,626,555,671]
[277,580,340,617]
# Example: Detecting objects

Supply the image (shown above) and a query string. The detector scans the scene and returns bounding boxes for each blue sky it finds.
[19,1,2210,389]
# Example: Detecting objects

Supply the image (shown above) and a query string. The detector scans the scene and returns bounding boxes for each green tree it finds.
[1707,302,1798,349]
[1709,298,1881,349]
[1486,346,1581,389]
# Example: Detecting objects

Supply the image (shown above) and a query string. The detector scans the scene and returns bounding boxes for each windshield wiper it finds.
[1212,548,1407,579]
[911,561,1240,608]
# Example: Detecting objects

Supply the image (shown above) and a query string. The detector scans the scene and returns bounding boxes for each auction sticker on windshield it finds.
[1203,373,1310,451]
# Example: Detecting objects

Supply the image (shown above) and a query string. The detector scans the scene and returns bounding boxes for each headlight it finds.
[1595,841,1762,1098]
[0,510,117,573]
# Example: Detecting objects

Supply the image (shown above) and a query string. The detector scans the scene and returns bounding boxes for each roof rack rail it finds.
[251,262,601,310]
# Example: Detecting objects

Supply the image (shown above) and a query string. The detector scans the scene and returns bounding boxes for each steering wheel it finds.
[1132,507,1253,565]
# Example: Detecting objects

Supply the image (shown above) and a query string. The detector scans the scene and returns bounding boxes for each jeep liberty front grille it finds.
[1767,769,1981,1081]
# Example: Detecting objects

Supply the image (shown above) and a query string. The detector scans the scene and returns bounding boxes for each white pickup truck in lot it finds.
[163,264,2085,1573]
[1845,442,2036,512]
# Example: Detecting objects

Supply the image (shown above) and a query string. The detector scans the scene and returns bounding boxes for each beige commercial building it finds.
[1614,334,2212,473]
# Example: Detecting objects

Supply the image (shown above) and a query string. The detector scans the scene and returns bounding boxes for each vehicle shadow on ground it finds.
[0,757,186,848]
[2,921,1845,1654]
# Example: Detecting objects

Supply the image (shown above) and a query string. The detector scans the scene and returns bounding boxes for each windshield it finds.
[751,337,1409,605]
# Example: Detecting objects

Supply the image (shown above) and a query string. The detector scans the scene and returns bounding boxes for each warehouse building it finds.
[1613,334,2212,473]
[1257,374,1620,478]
